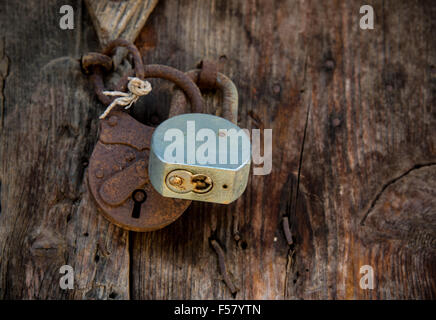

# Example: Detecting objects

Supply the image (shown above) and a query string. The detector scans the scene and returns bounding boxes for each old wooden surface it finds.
[0,0,435,299]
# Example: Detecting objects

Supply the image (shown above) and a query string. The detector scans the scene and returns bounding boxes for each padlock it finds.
[87,58,205,231]
[149,67,251,204]
[85,39,250,230]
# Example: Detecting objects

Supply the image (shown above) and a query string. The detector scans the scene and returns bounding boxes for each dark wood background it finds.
[0,0,435,299]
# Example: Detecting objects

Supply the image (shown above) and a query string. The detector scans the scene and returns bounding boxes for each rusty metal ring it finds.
[83,39,205,114]
[142,64,204,115]
[81,52,113,75]
[101,38,145,79]
[83,39,145,106]
[169,70,238,124]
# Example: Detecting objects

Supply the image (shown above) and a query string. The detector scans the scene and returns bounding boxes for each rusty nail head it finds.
[273,83,281,94]
[133,190,146,203]
[96,169,104,179]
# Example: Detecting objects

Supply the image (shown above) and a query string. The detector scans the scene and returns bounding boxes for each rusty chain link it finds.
[81,38,205,115]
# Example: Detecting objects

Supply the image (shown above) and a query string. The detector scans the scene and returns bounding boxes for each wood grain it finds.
[131,0,436,299]
[0,0,129,299]
[0,0,435,299]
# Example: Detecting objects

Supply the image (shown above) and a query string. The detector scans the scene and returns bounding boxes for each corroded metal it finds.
[169,69,238,124]
[83,39,145,106]
[85,40,244,228]
[196,60,218,89]
[84,39,207,231]
[82,39,204,115]
[88,111,191,232]
[81,52,113,75]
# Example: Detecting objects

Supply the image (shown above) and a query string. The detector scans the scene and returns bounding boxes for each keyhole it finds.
[191,174,213,193]
[132,189,147,219]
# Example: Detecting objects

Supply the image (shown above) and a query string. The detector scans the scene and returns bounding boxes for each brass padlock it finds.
[149,68,251,204]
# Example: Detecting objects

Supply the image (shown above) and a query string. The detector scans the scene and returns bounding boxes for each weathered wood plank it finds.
[0,0,434,300]
[0,0,130,299]
[131,0,436,299]
[284,0,436,299]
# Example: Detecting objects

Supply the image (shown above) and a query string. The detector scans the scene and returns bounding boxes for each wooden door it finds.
[0,0,435,299]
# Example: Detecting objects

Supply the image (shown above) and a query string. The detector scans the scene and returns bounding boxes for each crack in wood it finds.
[0,36,9,130]
[283,247,296,298]
[295,100,311,219]
[128,231,134,300]
[360,162,436,226]
[283,99,311,298]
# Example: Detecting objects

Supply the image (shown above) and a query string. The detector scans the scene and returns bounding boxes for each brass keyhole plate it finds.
[165,170,213,194]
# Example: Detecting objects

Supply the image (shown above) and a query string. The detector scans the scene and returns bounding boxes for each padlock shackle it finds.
[142,64,205,115]
[169,70,239,124]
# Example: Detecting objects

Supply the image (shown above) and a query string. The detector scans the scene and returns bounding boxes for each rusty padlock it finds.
[148,63,251,204]
[85,40,206,231]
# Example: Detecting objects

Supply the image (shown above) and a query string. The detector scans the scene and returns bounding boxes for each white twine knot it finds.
[99,77,152,119]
